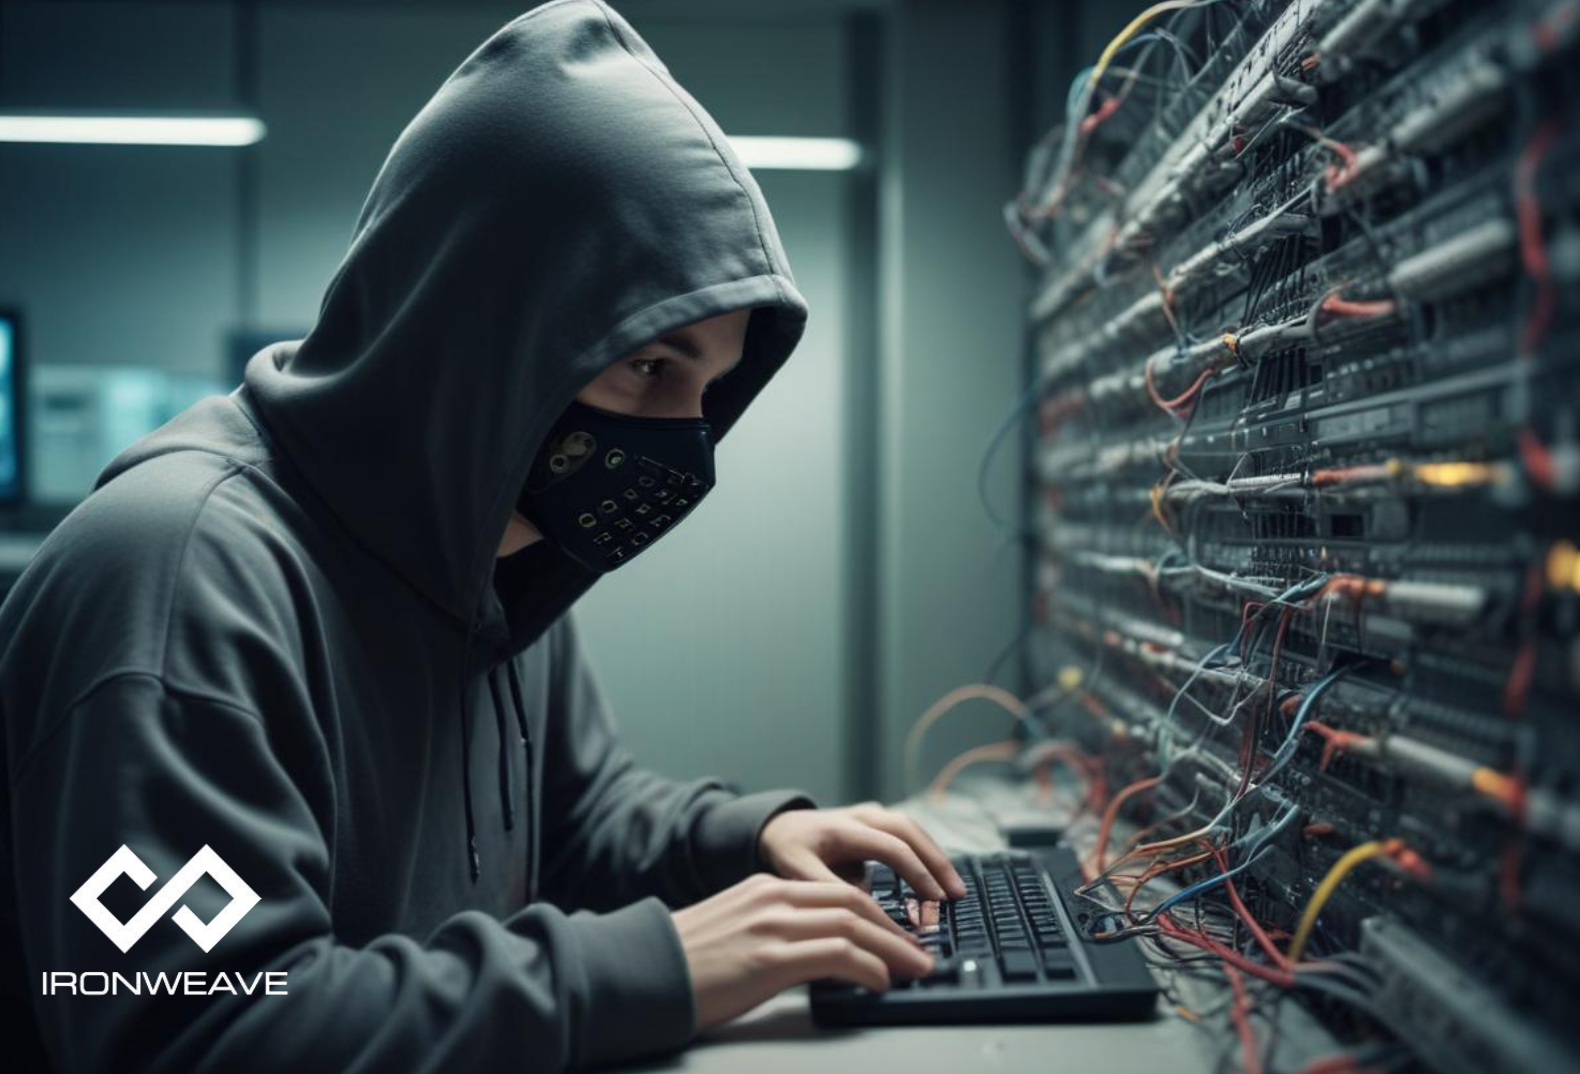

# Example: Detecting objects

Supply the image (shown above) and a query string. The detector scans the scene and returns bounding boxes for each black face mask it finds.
[515,399,715,572]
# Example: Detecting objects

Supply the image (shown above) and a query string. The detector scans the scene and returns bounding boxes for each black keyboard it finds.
[809,846,1158,1025]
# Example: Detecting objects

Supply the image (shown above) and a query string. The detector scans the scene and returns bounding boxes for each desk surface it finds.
[625,986,1207,1074]
[621,776,1338,1074]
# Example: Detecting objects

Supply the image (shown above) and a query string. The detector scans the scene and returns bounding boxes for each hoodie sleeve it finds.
[536,612,818,912]
[10,668,694,1072]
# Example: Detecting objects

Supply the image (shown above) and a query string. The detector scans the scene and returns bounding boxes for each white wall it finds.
[874,0,1027,800]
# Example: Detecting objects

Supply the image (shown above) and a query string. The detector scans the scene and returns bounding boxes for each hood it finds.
[232,0,808,658]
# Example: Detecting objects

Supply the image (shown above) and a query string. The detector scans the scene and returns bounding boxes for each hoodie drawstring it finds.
[486,667,516,832]
[459,631,481,883]
[459,629,536,890]
[504,658,536,902]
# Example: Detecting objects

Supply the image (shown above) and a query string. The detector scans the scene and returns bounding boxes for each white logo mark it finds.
[69,845,260,953]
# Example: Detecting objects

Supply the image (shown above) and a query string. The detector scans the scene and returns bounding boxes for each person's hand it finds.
[757,801,968,901]
[669,878,935,1029]
[671,873,934,1030]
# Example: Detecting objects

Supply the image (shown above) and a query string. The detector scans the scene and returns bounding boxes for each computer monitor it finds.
[0,309,25,507]
[29,364,224,506]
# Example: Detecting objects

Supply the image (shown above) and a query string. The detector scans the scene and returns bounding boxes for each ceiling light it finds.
[0,113,266,146]
[727,136,862,171]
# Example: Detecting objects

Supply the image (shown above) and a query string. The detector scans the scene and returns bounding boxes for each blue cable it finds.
[977,379,1047,536]
[1150,669,1349,919]
[1264,666,1349,781]
[1063,33,1165,123]
[1157,575,1327,762]
[1150,800,1300,918]
[1151,847,1271,919]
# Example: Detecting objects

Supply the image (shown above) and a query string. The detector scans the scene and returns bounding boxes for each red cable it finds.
[1125,848,1215,916]
[1080,94,1123,137]
[1517,427,1556,491]
[1156,912,1297,988]
[1033,745,1106,819]
[1500,838,1525,911]
[1146,359,1217,415]
[1319,294,1395,318]
[1211,844,1293,972]
[1320,137,1361,192]
[1503,641,1539,719]
[1225,964,1262,1074]
[1533,2,1578,55]
[1515,120,1562,356]
[1092,775,1162,874]
[1295,1054,1367,1074]
[1503,558,1546,717]
[1303,721,1371,771]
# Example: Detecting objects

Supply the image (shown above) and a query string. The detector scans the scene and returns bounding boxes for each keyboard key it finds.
[1041,951,1078,978]
[1000,950,1038,981]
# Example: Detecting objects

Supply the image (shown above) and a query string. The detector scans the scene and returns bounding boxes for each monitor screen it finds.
[0,312,21,505]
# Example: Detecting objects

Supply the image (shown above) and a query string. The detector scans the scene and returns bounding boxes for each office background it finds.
[0,0,1116,807]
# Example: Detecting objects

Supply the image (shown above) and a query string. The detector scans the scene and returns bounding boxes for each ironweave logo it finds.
[69,845,260,954]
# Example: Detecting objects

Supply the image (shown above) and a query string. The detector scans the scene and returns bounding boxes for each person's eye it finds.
[629,356,665,379]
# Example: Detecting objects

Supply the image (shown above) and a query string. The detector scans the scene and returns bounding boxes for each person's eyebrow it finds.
[653,332,703,361]
[652,332,741,380]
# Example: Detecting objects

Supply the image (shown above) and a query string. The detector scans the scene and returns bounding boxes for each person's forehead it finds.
[646,320,747,370]
[651,330,705,360]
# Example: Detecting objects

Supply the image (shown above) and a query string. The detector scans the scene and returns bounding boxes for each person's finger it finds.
[828,824,947,900]
[849,809,967,899]
[770,937,892,993]
[760,908,932,978]
[775,872,920,944]
[780,837,875,890]
[778,847,861,889]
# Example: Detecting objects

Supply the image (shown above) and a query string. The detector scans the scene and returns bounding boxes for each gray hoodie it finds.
[0,1,815,1069]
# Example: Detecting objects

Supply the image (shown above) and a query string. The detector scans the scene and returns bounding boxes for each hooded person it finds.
[0,2,967,1071]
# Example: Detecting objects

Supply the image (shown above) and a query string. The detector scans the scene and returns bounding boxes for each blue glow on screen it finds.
[0,317,15,503]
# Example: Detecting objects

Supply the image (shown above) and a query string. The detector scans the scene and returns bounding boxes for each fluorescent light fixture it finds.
[0,113,266,146]
[727,136,862,171]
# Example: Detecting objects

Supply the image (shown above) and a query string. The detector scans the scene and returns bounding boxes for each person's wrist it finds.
[756,812,789,873]
[693,789,817,891]
[753,796,817,874]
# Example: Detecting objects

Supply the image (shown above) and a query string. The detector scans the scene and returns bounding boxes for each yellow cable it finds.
[1090,1,1204,88]
[1287,840,1395,962]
